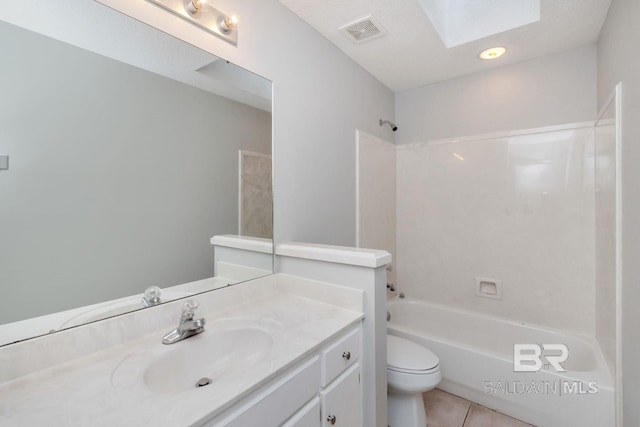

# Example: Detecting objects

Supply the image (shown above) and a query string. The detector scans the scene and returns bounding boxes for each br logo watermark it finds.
[483,344,598,396]
[513,344,568,372]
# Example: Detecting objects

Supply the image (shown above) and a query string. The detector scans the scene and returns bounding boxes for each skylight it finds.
[418,0,541,48]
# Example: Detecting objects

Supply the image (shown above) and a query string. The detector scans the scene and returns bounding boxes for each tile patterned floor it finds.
[423,389,535,427]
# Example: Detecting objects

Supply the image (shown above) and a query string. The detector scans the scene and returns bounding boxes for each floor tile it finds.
[463,403,535,427]
[423,388,471,427]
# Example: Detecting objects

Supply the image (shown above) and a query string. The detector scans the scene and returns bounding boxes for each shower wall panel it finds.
[396,126,596,335]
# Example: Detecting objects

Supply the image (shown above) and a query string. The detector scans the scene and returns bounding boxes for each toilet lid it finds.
[387,335,439,372]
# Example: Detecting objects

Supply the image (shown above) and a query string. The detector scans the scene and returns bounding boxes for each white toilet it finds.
[387,335,442,427]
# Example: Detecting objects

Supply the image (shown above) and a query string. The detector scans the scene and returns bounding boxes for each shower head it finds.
[379,119,398,132]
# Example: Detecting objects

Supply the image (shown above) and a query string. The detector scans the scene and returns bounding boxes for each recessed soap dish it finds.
[475,277,502,300]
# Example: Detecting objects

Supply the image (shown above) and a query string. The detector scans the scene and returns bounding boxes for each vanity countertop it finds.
[0,274,364,426]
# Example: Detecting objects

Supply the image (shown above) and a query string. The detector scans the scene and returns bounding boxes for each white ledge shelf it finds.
[211,235,273,254]
[276,242,391,268]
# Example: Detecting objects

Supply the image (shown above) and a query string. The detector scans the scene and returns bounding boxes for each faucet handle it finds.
[181,300,200,321]
[143,286,162,307]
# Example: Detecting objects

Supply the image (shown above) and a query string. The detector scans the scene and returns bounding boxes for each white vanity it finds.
[0,274,364,426]
[207,323,362,427]
[0,237,391,427]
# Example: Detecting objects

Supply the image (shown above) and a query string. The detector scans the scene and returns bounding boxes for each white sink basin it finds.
[143,327,273,393]
[111,318,281,394]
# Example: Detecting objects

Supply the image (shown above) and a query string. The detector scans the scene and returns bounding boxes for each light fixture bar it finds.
[146,0,238,45]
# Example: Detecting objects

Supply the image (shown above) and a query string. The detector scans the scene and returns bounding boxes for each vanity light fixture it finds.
[479,46,506,60]
[146,0,238,45]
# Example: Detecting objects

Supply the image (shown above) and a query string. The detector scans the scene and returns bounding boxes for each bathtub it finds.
[387,298,615,427]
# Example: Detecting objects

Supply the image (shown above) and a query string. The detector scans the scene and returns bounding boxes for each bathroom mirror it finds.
[0,2,273,346]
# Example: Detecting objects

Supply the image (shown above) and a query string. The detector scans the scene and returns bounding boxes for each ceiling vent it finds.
[340,15,386,43]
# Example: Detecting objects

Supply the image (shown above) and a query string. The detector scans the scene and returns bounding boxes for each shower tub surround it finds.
[387,297,614,426]
[0,274,364,426]
[354,121,617,426]
[395,123,596,335]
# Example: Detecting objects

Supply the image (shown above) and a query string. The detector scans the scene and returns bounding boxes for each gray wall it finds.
[98,0,397,248]
[0,22,271,322]
[395,46,597,143]
[597,0,640,424]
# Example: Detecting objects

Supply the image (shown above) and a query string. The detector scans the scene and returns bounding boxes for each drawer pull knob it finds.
[327,415,337,424]
[342,351,351,360]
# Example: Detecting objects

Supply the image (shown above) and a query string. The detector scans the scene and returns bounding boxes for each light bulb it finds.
[479,47,507,60]
[219,15,238,32]
[186,0,203,14]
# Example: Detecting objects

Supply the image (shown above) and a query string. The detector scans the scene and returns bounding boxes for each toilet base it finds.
[388,391,428,427]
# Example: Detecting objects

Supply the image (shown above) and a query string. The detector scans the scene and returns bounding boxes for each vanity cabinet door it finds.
[282,397,321,427]
[320,364,361,427]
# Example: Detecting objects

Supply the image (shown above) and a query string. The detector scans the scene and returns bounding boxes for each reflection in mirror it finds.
[0,4,273,346]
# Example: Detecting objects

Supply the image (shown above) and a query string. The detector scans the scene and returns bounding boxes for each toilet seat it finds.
[387,335,439,373]
[388,364,439,375]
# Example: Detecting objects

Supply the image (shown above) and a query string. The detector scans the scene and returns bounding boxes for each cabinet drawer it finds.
[282,397,320,427]
[218,356,320,427]
[321,327,361,386]
[320,364,361,427]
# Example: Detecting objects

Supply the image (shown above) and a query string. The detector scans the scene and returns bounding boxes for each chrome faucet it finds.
[162,300,206,345]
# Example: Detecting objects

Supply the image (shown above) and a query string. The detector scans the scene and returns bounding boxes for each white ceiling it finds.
[278,0,612,92]
[0,0,272,111]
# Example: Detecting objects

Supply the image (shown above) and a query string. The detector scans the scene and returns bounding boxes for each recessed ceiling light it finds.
[479,47,507,60]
